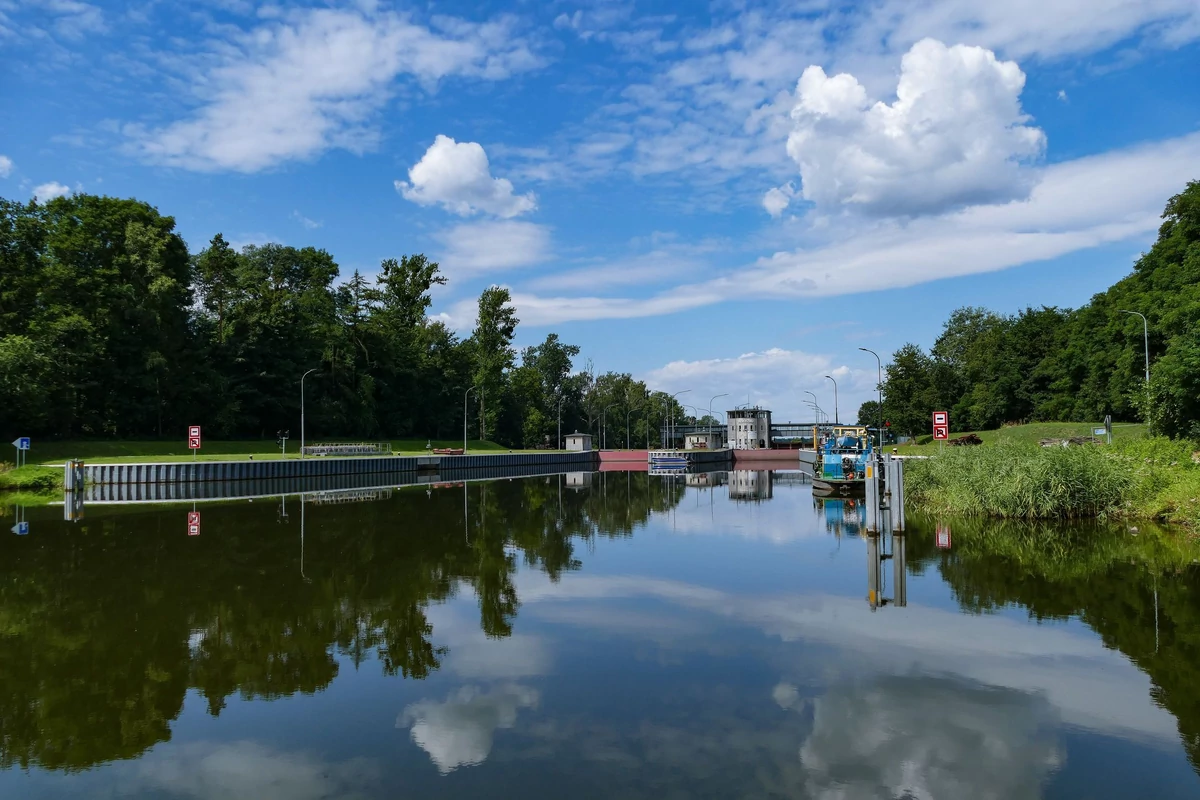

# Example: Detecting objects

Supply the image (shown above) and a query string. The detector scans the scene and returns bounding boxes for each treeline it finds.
[872,180,1200,439]
[0,194,690,446]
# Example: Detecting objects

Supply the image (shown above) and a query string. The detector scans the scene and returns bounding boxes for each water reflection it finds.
[800,676,1062,799]
[399,684,540,774]
[865,532,907,610]
[2,470,1200,797]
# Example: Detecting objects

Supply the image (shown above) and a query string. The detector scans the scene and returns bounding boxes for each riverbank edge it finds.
[903,439,1200,530]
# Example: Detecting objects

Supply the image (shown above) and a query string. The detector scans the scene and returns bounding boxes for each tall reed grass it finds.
[905,442,1132,519]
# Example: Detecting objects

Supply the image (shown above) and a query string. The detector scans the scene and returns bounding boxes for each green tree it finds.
[469,286,519,440]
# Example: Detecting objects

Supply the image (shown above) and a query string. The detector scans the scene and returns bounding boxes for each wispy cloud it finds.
[495,131,1200,325]
[292,211,321,230]
[127,8,543,172]
[436,220,551,276]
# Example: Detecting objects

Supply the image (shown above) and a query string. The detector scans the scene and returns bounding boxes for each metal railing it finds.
[299,442,393,457]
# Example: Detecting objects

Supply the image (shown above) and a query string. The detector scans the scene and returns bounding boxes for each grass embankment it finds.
[29,438,524,465]
[0,463,64,507]
[890,421,1148,454]
[905,435,1200,527]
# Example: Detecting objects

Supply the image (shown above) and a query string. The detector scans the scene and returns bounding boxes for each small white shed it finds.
[684,432,723,450]
[566,471,593,488]
[565,432,593,452]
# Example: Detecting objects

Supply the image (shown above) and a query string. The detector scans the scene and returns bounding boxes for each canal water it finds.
[2,469,1199,798]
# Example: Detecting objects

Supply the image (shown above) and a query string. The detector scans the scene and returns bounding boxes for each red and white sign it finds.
[936,524,952,549]
[932,411,949,440]
[187,511,201,536]
[188,425,202,450]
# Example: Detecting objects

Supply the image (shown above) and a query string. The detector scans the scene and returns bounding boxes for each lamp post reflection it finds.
[300,493,310,583]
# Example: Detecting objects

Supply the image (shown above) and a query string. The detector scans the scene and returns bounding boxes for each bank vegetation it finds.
[905,436,1200,526]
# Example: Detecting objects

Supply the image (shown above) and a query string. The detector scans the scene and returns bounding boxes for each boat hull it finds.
[812,477,865,497]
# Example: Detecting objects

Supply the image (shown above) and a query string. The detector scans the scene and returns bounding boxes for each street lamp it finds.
[602,404,618,450]
[625,387,635,450]
[669,389,691,449]
[708,393,728,441]
[859,348,883,451]
[804,391,824,424]
[824,375,839,424]
[556,395,565,450]
[300,368,317,460]
[463,386,477,453]
[1119,310,1151,411]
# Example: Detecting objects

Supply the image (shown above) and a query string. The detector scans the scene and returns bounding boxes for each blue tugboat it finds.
[812,426,872,497]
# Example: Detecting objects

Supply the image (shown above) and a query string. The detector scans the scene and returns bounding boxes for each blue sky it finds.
[3,0,1199,421]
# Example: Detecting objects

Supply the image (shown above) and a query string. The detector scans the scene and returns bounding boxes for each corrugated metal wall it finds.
[79,451,598,487]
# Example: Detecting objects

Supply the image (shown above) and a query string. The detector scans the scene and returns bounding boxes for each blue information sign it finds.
[13,437,30,450]
[13,521,29,535]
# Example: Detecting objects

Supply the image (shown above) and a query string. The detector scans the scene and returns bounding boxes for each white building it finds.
[727,408,771,449]
[684,432,723,450]
[565,432,592,452]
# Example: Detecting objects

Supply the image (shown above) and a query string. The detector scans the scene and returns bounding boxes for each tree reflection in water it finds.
[0,474,684,771]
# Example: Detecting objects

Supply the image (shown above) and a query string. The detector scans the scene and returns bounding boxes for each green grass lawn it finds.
[20,439,542,465]
[885,422,1149,455]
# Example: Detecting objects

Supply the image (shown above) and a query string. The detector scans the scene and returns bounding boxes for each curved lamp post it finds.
[602,403,618,450]
[556,395,565,450]
[669,389,691,449]
[1119,310,1151,415]
[300,368,318,460]
[708,393,728,441]
[804,391,824,424]
[824,375,839,424]
[463,386,477,453]
[859,348,883,450]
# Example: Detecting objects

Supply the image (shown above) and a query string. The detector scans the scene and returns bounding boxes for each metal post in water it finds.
[864,454,881,533]
[893,532,907,607]
[890,455,905,532]
[866,533,881,611]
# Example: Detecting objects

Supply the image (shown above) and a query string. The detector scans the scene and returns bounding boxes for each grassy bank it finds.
[905,436,1200,526]
[27,438,525,464]
[0,463,64,493]
[890,421,1149,453]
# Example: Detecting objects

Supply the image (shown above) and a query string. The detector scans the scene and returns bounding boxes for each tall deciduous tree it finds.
[470,286,518,440]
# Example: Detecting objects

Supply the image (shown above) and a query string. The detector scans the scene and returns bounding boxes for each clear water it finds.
[2,469,1199,798]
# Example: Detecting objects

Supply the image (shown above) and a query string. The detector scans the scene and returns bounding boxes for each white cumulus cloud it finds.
[396,135,536,218]
[762,182,796,218]
[786,38,1046,216]
[32,181,70,200]
[129,9,541,172]
[0,155,12,178]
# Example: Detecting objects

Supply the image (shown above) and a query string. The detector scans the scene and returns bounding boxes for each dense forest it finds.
[869,180,1200,439]
[0,194,691,446]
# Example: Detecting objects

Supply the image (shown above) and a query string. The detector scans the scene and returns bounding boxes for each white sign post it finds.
[11,437,30,469]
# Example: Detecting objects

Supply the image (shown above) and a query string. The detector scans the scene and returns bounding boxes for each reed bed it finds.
[905,442,1133,519]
